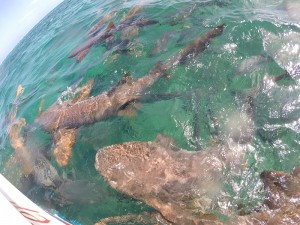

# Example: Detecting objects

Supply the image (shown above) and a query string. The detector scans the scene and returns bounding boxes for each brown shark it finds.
[68,22,115,58]
[8,80,95,178]
[167,23,225,67]
[51,79,94,166]
[121,5,143,22]
[95,152,300,225]
[72,4,146,62]
[150,30,177,56]
[95,134,247,225]
[8,118,62,188]
[68,18,158,58]
[87,10,117,35]
[237,166,300,224]
[35,63,167,132]
[168,3,197,26]
[37,24,225,133]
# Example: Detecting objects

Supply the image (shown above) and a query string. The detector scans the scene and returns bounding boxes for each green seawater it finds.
[0,0,300,224]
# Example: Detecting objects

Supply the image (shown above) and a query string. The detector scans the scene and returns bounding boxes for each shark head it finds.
[211,23,225,38]
[95,134,226,224]
[95,141,147,188]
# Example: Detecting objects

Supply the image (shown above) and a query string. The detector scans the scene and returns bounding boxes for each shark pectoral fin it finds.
[266,71,293,83]
[52,78,92,167]
[107,73,134,96]
[154,134,180,151]
[8,118,34,176]
[117,100,141,117]
[106,22,116,30]
[117,106,137,117]
[53,128,77,167]
[9,84,24,122]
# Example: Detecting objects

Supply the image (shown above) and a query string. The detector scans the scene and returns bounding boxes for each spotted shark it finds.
[95,148,300,225]
[95,132,250,224]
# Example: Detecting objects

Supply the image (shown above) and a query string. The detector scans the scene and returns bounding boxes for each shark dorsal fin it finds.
[154,134,180,151]
[106,22,116,30]
[107,73,134,97]
[122,73,133,83]
[116,72,134,87]
[117,100,141,117]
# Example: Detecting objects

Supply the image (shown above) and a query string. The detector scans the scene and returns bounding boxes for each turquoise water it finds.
[0,0,300,224]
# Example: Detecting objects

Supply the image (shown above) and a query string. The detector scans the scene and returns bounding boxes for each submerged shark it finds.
[94,78,299,224]
[167,23,225,66]
[96,142,300,225]
[35,62,168,132]
[9,23,226,207]
[7,82,103,199]
[95,132,250,224]
[94,80,255,224]
[69,18,158,59]
[73,4,146,62]
[284,0,300,23]
[87,10,118,36]
[34,24,224,167]
[37,24,225,133]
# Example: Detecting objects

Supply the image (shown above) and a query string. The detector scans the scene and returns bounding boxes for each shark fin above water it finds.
[106,22,116,30]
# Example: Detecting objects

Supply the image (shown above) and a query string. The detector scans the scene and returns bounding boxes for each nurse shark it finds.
[7,23,225,208]
[35,24,224,166]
